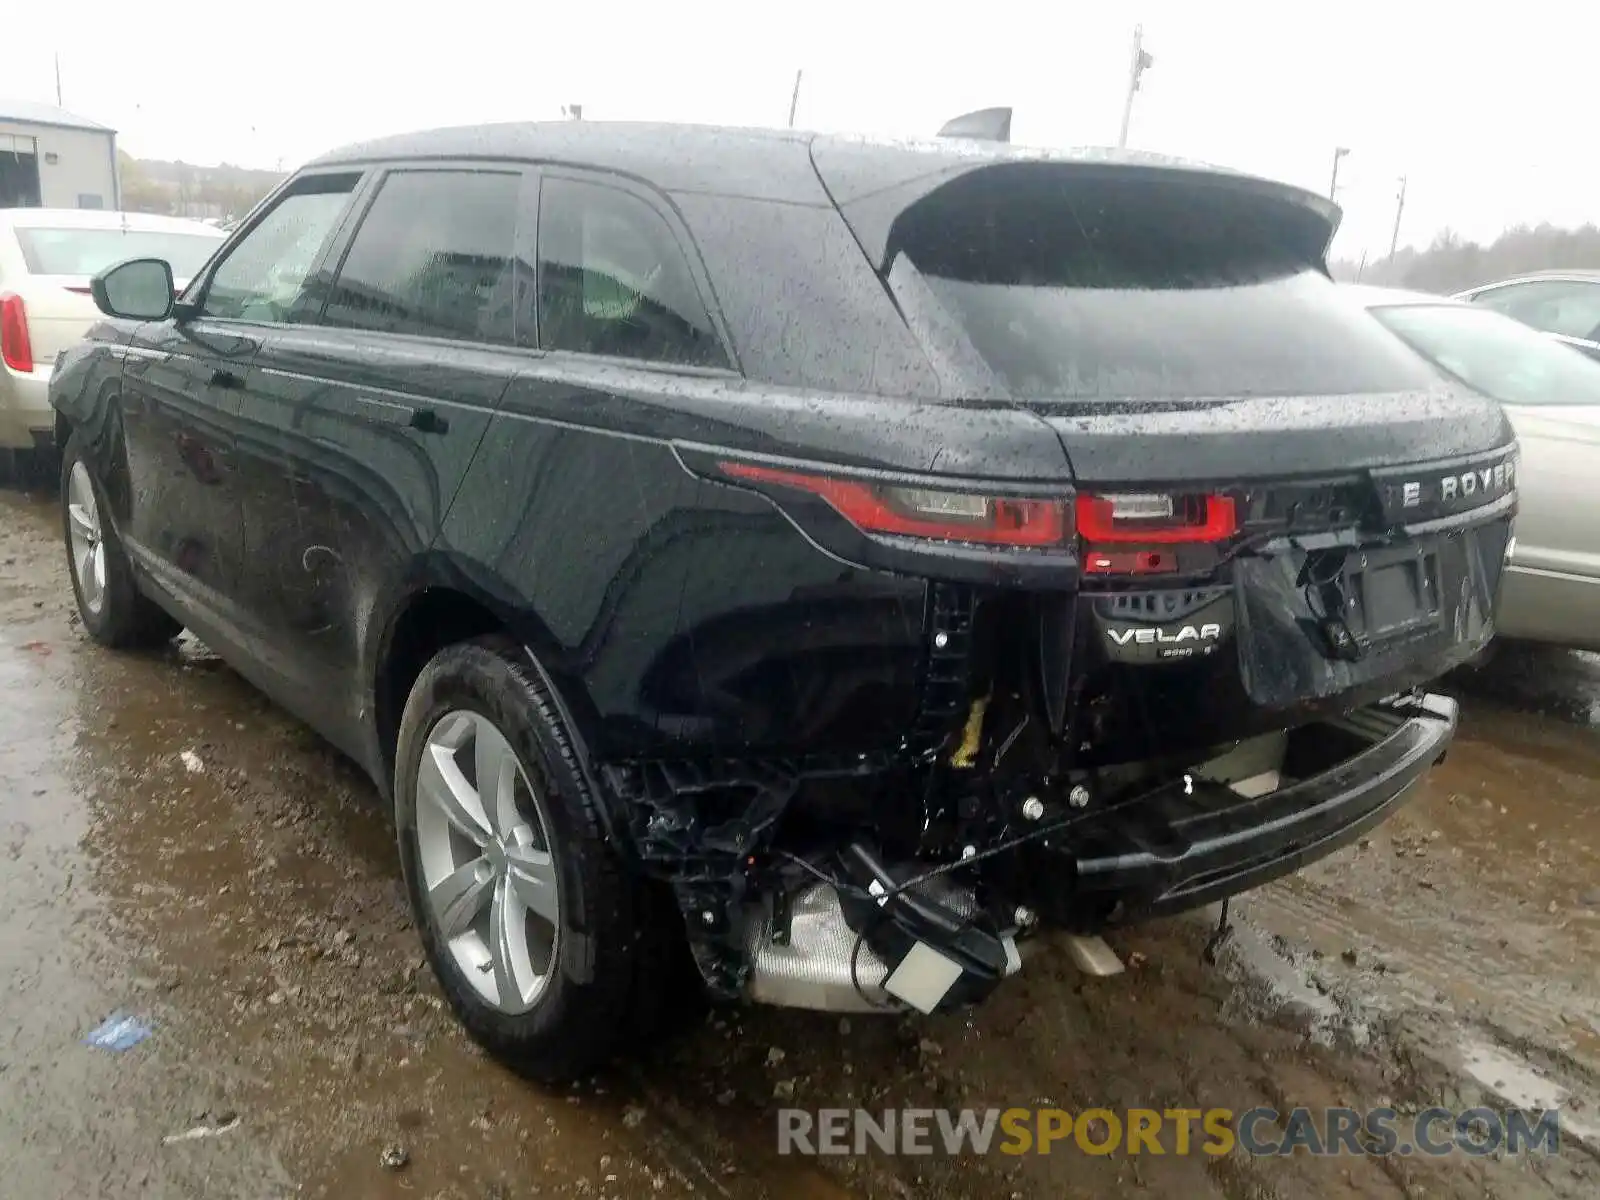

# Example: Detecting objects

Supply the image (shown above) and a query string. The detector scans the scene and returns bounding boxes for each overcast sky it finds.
[10,1,1596,262]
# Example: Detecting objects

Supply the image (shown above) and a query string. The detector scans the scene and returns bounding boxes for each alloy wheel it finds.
[415,710,561,1015]
[66,461,107,616]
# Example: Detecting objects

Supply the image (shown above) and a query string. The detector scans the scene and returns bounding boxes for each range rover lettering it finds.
[49,123,1517,1081]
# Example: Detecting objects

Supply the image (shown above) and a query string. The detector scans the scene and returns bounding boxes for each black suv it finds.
[51,122,1516,1080]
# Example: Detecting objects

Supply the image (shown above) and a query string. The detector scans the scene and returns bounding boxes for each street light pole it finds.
[1388,175,1408,259]
[788,69,803,128]
[1117,25,1154,149]
[1328,146,1349,201]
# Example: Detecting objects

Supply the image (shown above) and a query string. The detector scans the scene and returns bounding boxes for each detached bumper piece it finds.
[1041,693,1457,925]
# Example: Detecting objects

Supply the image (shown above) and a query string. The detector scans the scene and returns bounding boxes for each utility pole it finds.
[1117,25,1154,149]
[1328,146,1349,200]
[54,53,63,106]
[1388,175,1408,259]
[788,69,803,128]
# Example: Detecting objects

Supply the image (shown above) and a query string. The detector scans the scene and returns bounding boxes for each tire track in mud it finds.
[1252,879,1600,1049]
[1242,878,1600,1159]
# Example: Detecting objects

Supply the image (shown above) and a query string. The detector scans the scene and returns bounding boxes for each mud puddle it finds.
[2,484,1599,1198]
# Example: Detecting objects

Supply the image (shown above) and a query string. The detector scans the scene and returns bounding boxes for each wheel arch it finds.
[55,373,135,528]
[367,567,617,837]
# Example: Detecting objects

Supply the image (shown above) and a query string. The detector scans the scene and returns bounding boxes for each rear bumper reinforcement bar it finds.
[1069,692,1457,919]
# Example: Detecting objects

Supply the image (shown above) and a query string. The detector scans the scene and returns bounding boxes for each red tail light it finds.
[0,292,33,373]
[1076,493,1237,544]
[1084,548,1179,575]
[721,462,1070,548]
[717,463,1241,568]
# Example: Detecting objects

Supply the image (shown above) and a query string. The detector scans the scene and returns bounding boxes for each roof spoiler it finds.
[937,107,1012,143]
[813,143,1343,270]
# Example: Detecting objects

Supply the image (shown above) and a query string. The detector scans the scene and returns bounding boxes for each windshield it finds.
[15,227,223,279]
[888,169,1437,401]
[1370,302,1600,407]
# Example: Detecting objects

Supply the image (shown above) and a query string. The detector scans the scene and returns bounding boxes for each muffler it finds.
[744,883,900,1013]
[743,845,1022,1014]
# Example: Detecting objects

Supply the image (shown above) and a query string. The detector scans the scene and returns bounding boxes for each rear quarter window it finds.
[669,193,942,396]
[536,177,727,368]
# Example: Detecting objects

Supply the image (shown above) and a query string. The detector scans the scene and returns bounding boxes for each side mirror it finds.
[91,258,175,321]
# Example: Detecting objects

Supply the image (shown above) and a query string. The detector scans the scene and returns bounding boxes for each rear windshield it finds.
[1371,302,1600,407]
[886,170,1437,401]
[15,227,222,279]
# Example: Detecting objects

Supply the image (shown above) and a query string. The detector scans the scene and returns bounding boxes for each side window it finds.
[320,170,523,346]
[1471,280,1600,340]
[1549,284,1600,341]
[537,177,727,367]
[201,174,358,322]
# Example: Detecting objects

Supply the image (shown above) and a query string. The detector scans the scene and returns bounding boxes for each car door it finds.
[443,170,738,748]
[1468,279,1600,362]
[110,318,250,622]
[235,164,529,766]
[112,176,355,637]
[118,171,363,658]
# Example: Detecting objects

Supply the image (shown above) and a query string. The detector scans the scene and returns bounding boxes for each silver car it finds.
[1454,271,1600,363]
[0,209,224,460]
[1350,284,1600,649]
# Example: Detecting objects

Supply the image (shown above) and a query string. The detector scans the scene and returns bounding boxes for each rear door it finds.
[236,163,528,764]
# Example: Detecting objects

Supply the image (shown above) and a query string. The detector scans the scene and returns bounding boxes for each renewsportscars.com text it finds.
[776,1106,1563,1158]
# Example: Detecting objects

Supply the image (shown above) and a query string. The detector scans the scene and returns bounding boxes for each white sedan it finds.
[1349,284,1600,650]
[0,208,224,465]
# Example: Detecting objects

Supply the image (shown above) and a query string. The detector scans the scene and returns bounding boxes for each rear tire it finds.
[60,431,182,649]
[394,638,679,1082]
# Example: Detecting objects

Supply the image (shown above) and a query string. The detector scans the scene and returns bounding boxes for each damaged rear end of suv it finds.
[606,134,1515,1035]
[59,122,1513,1083]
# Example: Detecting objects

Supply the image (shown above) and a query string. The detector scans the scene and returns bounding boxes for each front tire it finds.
[61,432,182,649]
[394,639,670,1082]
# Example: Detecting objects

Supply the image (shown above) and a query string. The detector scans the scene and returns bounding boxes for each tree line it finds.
[1330,223,1600,295]
[118,152,285,223]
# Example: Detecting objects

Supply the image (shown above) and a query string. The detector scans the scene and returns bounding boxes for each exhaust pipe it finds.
[1061,934,1126,977]
[744,883,899,1013]
[744,870,1021,1014]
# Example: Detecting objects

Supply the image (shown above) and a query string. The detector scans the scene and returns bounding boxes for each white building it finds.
[0,100,120,210]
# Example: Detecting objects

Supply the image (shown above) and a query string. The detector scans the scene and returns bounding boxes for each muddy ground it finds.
[1,481,1597,1200]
